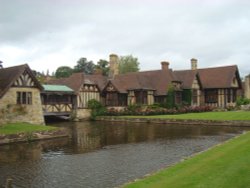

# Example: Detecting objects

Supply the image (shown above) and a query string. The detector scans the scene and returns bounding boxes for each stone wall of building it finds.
[245,76,250,99]
[76,109,91,120]
[0,87,45,125]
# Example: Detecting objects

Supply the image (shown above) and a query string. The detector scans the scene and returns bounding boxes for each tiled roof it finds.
[0,64,43,98]
[48,73,84,92]
[110,69,176,95]
[174,70,197,89]
[198,65,241,89]
[48,73,108,92]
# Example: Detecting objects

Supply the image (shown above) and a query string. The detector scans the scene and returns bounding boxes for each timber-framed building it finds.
[49,54,243,119]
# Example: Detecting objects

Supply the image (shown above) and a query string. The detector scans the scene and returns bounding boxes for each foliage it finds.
[119,55,140,74]
[0,123,56,135]
[74,57,95,74]
[87,99,106,120]
[105,105,213,116]
[95,59,110,76]
[182,89,192,106]
[124,132,250,188]
[236,97,250,106]
[55,66,73,78]
[166,85,175,109]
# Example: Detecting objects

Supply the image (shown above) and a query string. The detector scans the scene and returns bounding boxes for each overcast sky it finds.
[0,0,250,76]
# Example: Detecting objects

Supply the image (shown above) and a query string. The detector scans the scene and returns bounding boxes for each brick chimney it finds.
[109,54,119,78]
[161,61,169,71]
[191,58,198,70]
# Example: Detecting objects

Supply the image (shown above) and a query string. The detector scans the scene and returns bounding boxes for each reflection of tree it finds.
[0,138,69,163]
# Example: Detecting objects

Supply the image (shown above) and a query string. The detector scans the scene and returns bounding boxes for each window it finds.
[17,92,32,105]
[205,89,218,103]
[135,90,147,105]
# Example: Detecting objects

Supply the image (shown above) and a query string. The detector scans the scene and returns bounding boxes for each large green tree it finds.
[74,57,95,74]
[95,59,109,76]
[55,66,73,78]
[119,55,140,74]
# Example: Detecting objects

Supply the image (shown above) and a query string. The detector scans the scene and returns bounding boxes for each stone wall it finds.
[245,76,250,99]
[0,87,45,125]
[76,109,91,120]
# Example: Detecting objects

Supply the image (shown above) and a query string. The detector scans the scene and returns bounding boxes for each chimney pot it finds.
[161,61,170,71]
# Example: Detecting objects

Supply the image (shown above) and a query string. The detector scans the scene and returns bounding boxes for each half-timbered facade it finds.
[0,64,44,125]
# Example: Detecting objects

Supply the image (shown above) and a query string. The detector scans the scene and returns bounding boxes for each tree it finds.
[95,59,110,76]
[119,55,140,74]
[74,57,95,74]
[55,66,73,78]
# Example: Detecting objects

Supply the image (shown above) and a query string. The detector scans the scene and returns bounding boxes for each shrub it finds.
[236,97,250,106]
[87,99,106,120]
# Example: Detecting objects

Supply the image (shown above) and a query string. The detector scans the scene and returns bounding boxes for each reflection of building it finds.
[49,55,242,111]
[0,64,44,124]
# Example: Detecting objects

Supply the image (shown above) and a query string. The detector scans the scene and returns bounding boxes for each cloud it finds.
[0,0,250,77]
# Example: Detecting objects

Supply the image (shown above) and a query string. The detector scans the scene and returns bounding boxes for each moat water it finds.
[0,121,249,188]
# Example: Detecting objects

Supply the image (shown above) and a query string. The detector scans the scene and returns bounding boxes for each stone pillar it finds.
[128,91,135,105]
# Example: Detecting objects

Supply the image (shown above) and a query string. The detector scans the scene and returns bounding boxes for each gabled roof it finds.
[48,72,84,92]
[0,64,43,98]
[48,73,108,92]
[197,65,241,89]
[84,74,108,91]
[174,70,198,89]
[108,69,176,95]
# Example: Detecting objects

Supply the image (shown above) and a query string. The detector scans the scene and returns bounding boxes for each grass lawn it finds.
[122,111,250,121]
[0,123,57,135]
[124,131,250,188]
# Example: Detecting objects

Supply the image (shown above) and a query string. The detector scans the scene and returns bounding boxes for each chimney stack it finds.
[109,54,119,78]
[191,58,198,70]
[161,61,169,71]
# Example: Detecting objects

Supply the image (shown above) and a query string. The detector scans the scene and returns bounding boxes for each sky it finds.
[0,0,250,76]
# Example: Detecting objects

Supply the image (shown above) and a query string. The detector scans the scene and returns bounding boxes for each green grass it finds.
[121,111,250,121]
[124,131,250,188]
[0,123,57,135]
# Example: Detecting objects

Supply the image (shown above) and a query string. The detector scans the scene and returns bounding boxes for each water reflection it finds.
[0,121,249,188]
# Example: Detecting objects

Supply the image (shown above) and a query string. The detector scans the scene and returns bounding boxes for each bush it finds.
[236,97,250,106]
[104,105,213,116]
[87,99,106,120]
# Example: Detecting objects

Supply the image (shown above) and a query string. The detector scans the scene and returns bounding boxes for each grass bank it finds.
[124,131,250,188]
[0,123,56,135]
[122,111,250,121]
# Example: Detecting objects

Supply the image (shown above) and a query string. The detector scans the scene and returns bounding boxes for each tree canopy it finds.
[119,55,140,74]
[74,57,95,74]
[95,59,110,76]
[55,66,73,78]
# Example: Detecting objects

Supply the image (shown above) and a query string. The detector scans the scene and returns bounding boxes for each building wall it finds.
[245,76,250,99]
[191,77,201,106]
[0,87,44,125]
[77,84,100,108]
